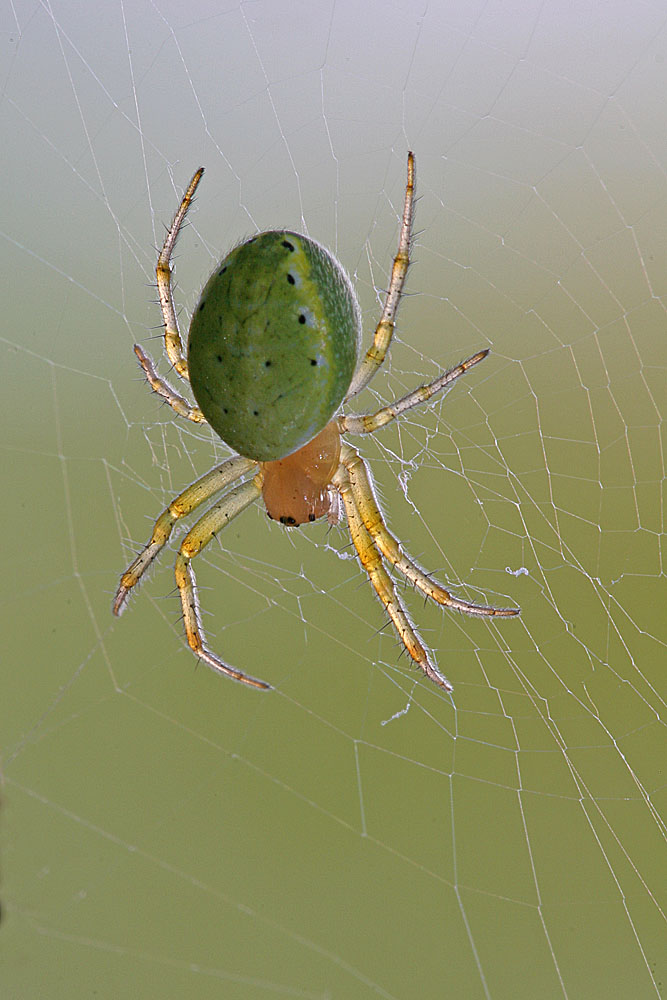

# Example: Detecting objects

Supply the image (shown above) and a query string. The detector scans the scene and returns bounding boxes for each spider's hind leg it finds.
[133,168,207,421]
[345,152,416,400]
[156,167,205,381]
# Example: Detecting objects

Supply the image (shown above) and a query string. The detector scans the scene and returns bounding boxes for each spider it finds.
[113,153,519,692]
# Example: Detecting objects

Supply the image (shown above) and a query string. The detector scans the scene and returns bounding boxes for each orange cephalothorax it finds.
[260,421,341,525]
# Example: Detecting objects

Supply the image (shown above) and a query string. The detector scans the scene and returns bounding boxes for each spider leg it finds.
[113,455,256,615]
[333,464,453,691]
[340,350,489,435]
[157,167,205,381]
[174,478,271,689]
[134,343,205,423]
[346,152,415,401]
[340,443,520,618]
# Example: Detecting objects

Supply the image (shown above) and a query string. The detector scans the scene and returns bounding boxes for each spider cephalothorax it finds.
[114,154,519,691]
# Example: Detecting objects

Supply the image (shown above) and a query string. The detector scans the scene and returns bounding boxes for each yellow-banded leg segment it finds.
[175,478,270,689]
[113,455,256,616]
[340,443,520,618]
[341,350,490,436]
[134,344,205,423]
[157,167,205,381]
[346,152,416,400]
[333,465,453,691]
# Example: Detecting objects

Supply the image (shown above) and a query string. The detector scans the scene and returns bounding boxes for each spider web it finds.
[2,1,666,997]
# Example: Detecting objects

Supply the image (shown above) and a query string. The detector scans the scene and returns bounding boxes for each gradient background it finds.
[2,2,666,997]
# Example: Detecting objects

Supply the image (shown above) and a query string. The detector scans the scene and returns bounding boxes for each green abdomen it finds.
[187,231,360,462]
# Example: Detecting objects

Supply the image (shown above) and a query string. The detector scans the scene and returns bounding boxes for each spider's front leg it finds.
[113,455,256,615]
[174,478,271,689]
[332,464,453,691]
[341,443,520,619]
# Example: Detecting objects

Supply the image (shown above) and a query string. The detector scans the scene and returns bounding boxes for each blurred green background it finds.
[2,2,665,997]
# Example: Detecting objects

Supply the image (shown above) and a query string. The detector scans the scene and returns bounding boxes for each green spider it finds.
[114,154,519,691]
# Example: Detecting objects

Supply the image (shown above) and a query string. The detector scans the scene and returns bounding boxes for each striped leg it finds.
[341,350,489,436]
[114,455,256,615]
[346,152,415,399]
[174,478,270,689]
[156,167,205,380]
[340,443,520,618]
[333,463,453,691]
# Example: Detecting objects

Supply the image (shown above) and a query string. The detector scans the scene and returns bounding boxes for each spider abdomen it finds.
[187,231,360,463]
[260,420,341,526]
